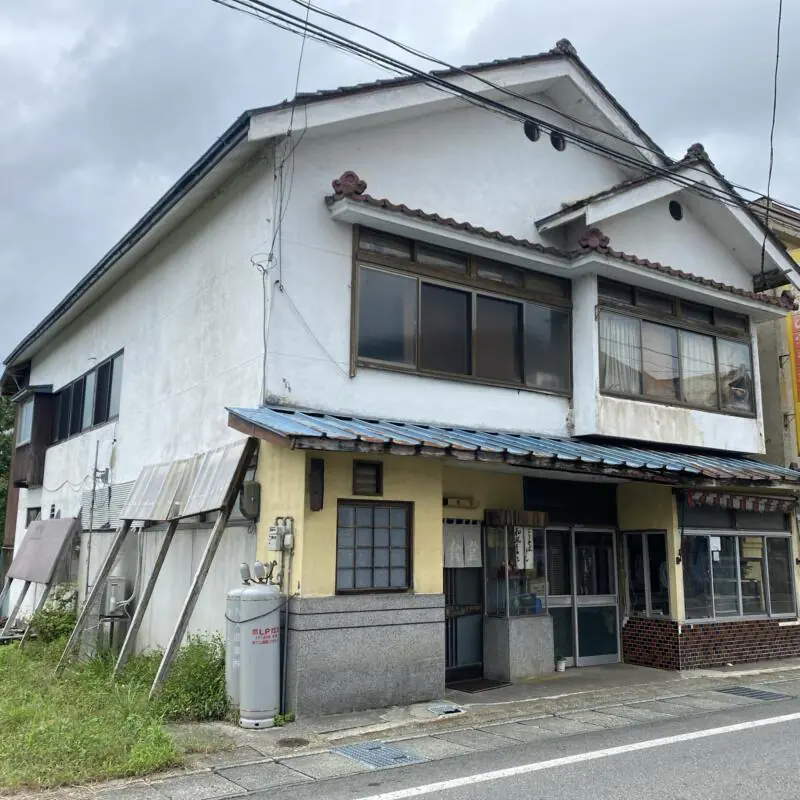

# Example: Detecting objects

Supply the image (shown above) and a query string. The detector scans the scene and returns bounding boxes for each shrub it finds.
[27,583,78,643]
[125,634,228,722]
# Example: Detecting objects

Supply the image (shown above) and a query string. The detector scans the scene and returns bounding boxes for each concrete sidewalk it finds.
[19,660,800,800]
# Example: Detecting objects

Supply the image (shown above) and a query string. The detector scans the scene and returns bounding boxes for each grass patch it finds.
[0,635,229,790]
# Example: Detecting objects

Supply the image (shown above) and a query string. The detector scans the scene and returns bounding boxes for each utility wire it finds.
[215,0,800,223]
[760,0,784,280]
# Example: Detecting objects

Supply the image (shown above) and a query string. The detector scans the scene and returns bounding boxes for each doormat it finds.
[446,678,510,693]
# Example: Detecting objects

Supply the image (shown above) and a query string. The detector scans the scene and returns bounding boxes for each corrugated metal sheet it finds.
[81,482,135,530]
[227,405,800,486]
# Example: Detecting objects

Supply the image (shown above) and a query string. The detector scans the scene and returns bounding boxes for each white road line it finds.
[355,711,800,800]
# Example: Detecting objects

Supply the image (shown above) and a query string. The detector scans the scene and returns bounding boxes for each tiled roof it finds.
[227,405,800,487]
[327,172,794,310]
[249,40,668,164]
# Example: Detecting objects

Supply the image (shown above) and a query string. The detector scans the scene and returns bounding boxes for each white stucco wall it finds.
[599,197,753,291]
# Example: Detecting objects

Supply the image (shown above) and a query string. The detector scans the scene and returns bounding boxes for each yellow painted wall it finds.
[617,482,683,619]
[441,465,524,521]
[300,452,444,596]
[255,441,307,595]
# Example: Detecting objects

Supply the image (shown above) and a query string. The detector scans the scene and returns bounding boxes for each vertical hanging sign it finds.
[786,314,800,452]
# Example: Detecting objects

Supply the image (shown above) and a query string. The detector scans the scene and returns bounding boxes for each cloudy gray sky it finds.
[1,0,798,360]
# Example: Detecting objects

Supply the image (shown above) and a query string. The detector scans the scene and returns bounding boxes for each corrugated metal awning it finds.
[227,405,800,489]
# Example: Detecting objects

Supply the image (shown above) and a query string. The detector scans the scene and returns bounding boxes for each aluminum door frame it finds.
[545,526,620,668]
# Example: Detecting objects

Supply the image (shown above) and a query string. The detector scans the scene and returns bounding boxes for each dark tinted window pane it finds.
[681,503,733,528]
[475,295,522,382]
[682,300,713,324]
[717,339,754,413]
[598,278,633,304]
[626,535,647,613]
[546,529,572,595]
[647,533,669,615]
[767,538,795,614]
[57,389,71,442]
[525,304,570,391]
[682,535,712,618]
[524,271,570,298]
[419,283,471,374]
[415,244,467,272]
[69,378,85,436]
[712,536,739,617]
[736,510,788,531]
[636,289,673,314]
[739,536,766,616]
[358,267,417,365]
[642,322,679,400]
[94,361,112,424]
[374,568,390,587]
[475,259,523,287]
[359,229,412,258]
[599,312,641,395]
[715,309,748,332]
[338,505,355,526]
[390,568,408,588]
[337,569,354,589]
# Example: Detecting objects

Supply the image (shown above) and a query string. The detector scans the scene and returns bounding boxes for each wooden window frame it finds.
[597,289,756,418]
[351,226,572,396]
[51,349,124,446]
[335,499,413,594]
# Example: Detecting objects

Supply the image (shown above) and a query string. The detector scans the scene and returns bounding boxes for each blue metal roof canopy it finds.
[227,405,800,488]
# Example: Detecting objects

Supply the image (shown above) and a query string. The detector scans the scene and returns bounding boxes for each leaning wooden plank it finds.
[18,583,53,649]
[113,519,179,678]
[0,580,30,637]
[56,519,132,675]
[148,509,228,698]
[0,578,11,619]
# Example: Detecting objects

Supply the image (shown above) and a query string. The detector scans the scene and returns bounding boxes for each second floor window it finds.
[16,397,34,446]
[355,228,571,393]
[598,279,754,415]
[52,352,124,444]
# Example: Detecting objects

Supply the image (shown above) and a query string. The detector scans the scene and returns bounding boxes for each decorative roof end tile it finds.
[780,290,798,311]
[331,171,367,197]
[551,38,578,57]
[685,142,710,161]
[579,228,610,250]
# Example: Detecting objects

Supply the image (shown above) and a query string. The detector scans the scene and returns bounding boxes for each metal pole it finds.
[84,440,100,602]
[149,508,230,698]
[113,520,179,678]
[281,547,293,714]
[1,581,31,637]
[56,519,132,674]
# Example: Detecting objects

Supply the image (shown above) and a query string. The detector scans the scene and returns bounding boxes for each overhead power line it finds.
[212,0,800,224]
[760,0,785,278]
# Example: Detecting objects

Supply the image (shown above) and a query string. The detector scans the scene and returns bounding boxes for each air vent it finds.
[352,460,383,496]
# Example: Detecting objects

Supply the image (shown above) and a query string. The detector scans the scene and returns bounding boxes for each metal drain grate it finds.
[428,703,464,716]
[716,686,789,701]
[333,741,426,770]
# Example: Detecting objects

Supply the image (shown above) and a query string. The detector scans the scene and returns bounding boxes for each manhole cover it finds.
[428,703,464,716]
[716,686,789,701]
[277,737,309,748]
[333,742,425,769]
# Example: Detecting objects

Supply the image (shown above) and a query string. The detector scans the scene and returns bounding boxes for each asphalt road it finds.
[256,698,800,800]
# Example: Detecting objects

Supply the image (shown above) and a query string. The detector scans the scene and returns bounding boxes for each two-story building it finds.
[5,40,800,716]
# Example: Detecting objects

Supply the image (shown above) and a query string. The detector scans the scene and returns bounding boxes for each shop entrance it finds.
[546,527,619,667]
[443,519,484,681]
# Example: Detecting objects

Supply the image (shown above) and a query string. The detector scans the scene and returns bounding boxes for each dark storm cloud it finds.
[1,0,797,359]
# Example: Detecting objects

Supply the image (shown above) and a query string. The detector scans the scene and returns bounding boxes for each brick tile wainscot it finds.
[622,616,800,670]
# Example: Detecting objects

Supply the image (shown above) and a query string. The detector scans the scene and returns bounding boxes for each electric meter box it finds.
[103,576,128,617]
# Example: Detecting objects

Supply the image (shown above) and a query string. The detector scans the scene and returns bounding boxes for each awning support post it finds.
[56,519,133,675]
[113,519,180,678]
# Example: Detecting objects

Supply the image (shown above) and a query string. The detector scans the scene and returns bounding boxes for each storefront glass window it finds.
[767,538,794,615]
[683,535,713,619]
[648,533,670,615]
[485,526,546,617]
[739,536,766,616]
[626,535,647,614]
[626,532,669,617]
[711,536,739,617]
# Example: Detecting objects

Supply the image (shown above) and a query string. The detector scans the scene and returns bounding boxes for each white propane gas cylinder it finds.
[238,582,282,729]
[225,585,246,707]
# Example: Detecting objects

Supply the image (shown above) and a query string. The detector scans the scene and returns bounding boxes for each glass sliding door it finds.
[546,527,620,668]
